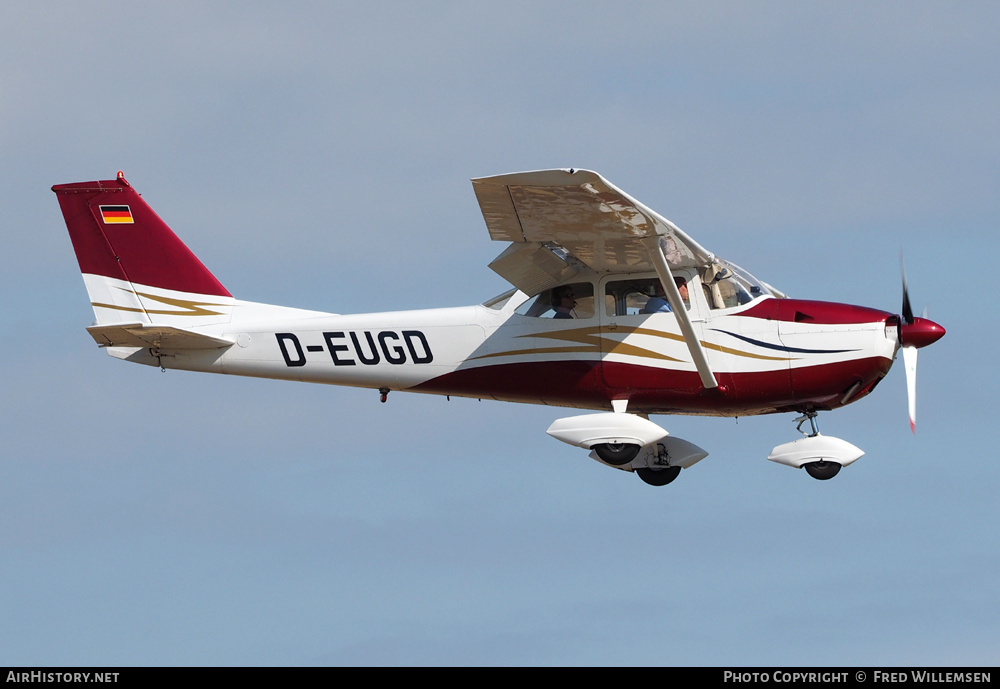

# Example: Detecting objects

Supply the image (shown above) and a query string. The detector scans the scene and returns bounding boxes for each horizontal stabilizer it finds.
[87,323,234,350]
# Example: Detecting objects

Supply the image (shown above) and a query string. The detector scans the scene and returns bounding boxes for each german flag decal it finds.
[100,205,134,224]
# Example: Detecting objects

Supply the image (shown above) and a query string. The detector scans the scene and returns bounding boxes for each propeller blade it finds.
[900,255,914,324]
[902,344,918,433]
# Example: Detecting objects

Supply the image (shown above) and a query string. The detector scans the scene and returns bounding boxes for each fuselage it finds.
[118,279,898,418]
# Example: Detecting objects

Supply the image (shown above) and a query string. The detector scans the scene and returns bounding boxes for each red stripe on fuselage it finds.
[412,356,892,416]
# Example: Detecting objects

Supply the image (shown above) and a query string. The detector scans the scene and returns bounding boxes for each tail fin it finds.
[53,172,234,333]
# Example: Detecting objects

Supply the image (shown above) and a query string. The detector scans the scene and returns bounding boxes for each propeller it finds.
[902,344,918,433]
[900,257,917,433]
[901,258,914,325]
[896,257,945,433]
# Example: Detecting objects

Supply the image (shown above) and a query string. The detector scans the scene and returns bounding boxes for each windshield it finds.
[702,259,782,308]
[723,260,774,297]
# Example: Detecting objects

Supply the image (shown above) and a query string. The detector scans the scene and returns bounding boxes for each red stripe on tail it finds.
[52,176,231,298]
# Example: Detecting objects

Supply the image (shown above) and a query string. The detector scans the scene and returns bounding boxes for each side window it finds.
[515,282,595,319]
[604,277,690,316]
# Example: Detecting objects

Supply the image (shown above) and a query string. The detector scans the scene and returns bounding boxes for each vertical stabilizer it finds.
[53,173,234,329]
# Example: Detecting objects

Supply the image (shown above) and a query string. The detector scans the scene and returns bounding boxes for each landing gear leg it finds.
[793,411,844,480]
[795,411,819,437]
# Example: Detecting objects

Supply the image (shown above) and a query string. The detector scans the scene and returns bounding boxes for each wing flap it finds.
[487,242,581,296]
[87,323,233,349]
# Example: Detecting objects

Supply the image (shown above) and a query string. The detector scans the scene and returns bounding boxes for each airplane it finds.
[54,169,945,486]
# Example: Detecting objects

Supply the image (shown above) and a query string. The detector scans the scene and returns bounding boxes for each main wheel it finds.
[804,460,841,480]
[636,466,681,486]
[593,443,640,466]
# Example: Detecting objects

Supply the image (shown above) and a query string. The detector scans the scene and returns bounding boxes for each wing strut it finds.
[642,236,719,390]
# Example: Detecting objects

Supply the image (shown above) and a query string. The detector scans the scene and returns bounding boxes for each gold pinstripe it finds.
[470,325,793,363]
[91,287,228,317]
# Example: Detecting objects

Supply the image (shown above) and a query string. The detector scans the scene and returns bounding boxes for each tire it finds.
[593,443,641,466]
[804,460,841,480]
[636,466,681,486]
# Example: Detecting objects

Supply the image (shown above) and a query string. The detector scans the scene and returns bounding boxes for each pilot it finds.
[642,277,688,313]
[552,286,577,318]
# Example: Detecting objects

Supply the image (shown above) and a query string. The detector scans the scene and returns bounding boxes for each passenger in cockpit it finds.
[642,277,688,313]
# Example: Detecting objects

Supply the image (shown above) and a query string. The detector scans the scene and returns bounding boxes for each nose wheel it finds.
[803,460,841,480]
[767,411,863,480]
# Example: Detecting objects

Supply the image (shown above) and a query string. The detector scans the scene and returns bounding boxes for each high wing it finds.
[473,168,722,390]
[472,168,715,294]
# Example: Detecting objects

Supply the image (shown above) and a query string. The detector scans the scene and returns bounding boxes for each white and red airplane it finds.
[54,169,944,486]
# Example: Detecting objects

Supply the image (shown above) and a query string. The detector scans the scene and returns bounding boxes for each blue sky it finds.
[1,2,997,665]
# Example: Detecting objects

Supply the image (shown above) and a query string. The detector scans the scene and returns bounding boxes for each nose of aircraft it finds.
[898,316,946,349]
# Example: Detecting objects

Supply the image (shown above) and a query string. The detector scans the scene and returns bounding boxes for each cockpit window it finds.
[515,282,595,319]
[604,277,690,316]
